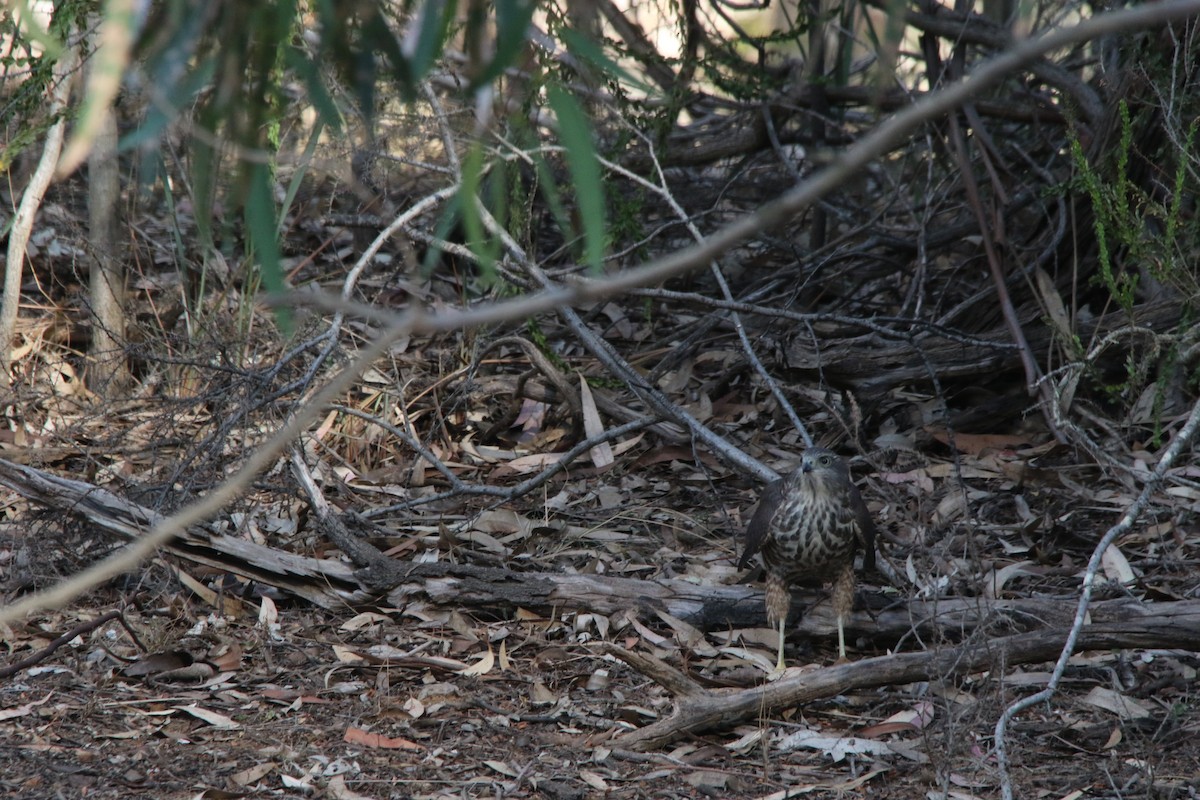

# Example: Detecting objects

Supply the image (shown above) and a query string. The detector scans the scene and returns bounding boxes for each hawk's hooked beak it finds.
[800,460,813,474]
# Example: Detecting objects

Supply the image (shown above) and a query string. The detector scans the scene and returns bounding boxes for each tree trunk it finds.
[86,81,129,395]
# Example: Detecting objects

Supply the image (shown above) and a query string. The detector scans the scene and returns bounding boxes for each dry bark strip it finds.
[0,458,370,609]
[605,605,1200,750]
[0,456,1190,644]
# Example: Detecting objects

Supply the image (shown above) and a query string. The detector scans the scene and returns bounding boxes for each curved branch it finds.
[993,394,1200,800]
[610,608,1200,750]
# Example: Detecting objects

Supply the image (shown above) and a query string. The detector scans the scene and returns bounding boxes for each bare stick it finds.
[1,41,80,385]
[993,395,1200,800]
[613,129,814,451]
[0,610,121,679]
[610,609,1200,750]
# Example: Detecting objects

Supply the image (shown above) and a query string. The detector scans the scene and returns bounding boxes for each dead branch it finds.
[606,605,1200,750]
[783,299,1183,395]
[0,457,369,608]
[860,0,1104,124]
[994,395,1200,800]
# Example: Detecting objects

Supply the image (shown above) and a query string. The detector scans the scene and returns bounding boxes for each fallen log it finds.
[0,457,369,609]
[605,603,1200,749]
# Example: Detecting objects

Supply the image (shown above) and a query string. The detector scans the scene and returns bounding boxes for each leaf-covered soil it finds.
[3,429,1200,799]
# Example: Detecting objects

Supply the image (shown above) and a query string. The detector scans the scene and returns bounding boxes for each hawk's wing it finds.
[738,478,784,570]
[850,481,877,572]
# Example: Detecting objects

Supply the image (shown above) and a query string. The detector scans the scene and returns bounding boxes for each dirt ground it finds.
[3,444,1200,800]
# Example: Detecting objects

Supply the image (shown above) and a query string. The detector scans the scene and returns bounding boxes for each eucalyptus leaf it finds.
[547,84,607,273]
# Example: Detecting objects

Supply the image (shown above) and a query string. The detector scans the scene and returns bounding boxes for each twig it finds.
[0,610,122,679]
[623,125,814,450]
[442,138,780,481]
[713,262,814,450]
[478,336,582,415]
[862,0,1105,125]
[337,410,659,516]
[290,449,394,574]
[283,0,1200,350]
[612,607,1200,750]
[526,258,779,483]
[623,288,1019,351]
[947,106,1064,441]
[993,394,1200,800]
[0,314,412,625]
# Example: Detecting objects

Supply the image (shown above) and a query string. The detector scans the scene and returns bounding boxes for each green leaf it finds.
[458,142,499,281]
[285,48,342,133]
[6,0,63,59]
[119,57,216,151]
[365,8,414,101]
[531,150,573,254]
[421,193,463,276]
[546,84,606,273]
[245,162,292,330]
[407,0,457,81]
[559,27,653,94]
[278,119,325,236]
[468,0,537,91]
